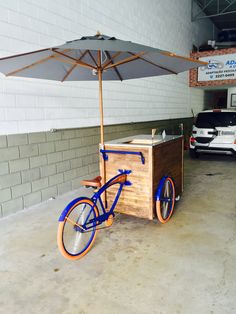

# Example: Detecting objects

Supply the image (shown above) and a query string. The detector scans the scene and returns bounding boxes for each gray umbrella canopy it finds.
[0,33,205,146]
[0,34,204,82]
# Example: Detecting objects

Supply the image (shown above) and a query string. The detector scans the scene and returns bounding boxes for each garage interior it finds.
[204,89,228,109]
[0,155,235,313]
[192,0,236,111]
[0,1,236,314]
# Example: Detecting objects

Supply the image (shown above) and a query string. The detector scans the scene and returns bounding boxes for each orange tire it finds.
[57,199,99,260]
[156,177,175,224]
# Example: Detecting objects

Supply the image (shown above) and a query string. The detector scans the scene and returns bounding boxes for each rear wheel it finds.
[156,177,175,223]
[57,198,99,260]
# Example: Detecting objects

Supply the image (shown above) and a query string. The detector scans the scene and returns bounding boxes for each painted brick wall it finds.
[189,47,236,88]
[0,117,193,217]
[0,1,214,217]
[0,0,214,135]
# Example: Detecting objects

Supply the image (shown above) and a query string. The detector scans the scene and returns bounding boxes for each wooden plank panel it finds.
[99,137,183,220]
[100,145,153,219]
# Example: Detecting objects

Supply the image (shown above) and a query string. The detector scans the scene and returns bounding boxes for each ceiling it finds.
[193,0,236,30]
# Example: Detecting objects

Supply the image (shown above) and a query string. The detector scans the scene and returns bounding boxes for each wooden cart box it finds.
[100,135,183,220]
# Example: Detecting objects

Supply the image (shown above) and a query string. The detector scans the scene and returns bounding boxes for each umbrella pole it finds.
[98,68,104,146]
[98,68,107,208]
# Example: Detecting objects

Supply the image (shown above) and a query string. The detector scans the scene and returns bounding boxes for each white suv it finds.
[189,109,236,158]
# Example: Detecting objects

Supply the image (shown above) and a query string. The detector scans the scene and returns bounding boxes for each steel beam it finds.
[192,0,236,21]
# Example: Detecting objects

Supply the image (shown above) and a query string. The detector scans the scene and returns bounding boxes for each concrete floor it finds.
[0,154,235,314]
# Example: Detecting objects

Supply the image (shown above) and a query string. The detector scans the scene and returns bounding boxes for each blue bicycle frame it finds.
[58,169,132,232]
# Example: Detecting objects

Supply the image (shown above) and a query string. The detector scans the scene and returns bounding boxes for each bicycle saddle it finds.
[81,176,102,188]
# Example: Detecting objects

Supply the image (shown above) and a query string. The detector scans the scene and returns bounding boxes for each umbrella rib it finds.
[51,49,79,61]
[53,55,95,70]
[0,48,50,61]
[61,63,77,82]
[128,52,178,74]
[102,51,124,69]
[5,49,72,77]
[52,49,96,70]
[104,52,146,70]
[61,50,91,82]
[87,51,98,67]
[6,54,57,77]
[105,51,123,81]
[76,49,96,66]
[78,49,90,61]
[160,51,207,65]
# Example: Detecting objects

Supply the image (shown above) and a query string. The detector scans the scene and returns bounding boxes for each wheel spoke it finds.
[162,181,170,218]
[156,177,175,223]
[58,200,98,258]
[166,181,170,197]
[65,216,85,230]
[162,202,168,219]
[77,204,87,223]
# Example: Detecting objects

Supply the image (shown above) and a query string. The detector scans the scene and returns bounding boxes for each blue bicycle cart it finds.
[57,134,183,260]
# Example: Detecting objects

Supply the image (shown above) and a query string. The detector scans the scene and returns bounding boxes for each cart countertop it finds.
[104,134,182,148]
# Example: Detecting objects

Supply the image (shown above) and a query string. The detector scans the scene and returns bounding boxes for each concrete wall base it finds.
[0,117,193,218]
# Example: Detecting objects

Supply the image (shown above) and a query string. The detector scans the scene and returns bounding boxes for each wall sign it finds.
[198,53,236,82]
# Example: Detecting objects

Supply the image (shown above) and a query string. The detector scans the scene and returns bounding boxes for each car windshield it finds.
[195,112,236,128]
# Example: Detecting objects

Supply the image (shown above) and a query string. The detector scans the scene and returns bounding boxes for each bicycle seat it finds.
[81,176,102,188]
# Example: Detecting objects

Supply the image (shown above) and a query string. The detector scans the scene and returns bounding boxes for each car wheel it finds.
[189,148,199,159]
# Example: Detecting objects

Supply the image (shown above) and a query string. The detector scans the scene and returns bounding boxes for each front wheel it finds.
[156,176,175,223]
[57,198,99,260]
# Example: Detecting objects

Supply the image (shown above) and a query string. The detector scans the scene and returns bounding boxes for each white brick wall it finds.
[0,0,214,135]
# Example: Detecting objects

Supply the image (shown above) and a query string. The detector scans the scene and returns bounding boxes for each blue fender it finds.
[155,176,168,201]
[58,197,93,222]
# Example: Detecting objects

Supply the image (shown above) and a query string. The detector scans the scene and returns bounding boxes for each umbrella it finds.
[0,32,205,186]
[0,32,205,144]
